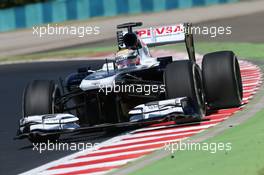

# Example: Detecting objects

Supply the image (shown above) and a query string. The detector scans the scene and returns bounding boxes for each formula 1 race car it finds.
[16,22,243,142]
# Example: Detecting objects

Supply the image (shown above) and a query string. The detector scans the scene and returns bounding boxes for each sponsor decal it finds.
[137,24,184,38]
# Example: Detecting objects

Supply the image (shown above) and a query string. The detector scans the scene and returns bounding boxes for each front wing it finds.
[15,97,200,140]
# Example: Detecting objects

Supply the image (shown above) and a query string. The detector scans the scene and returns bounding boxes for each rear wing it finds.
[136,24,186,46]
[116,23,196,62]
[138,23,196,62]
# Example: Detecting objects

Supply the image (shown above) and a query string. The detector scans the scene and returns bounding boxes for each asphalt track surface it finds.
[0,12,263,175]
[0,60,115,175]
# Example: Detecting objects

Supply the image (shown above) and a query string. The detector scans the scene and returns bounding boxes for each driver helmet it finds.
[115,49,140,69]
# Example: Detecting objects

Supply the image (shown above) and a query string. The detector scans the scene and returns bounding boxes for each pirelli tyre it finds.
[164,60,206,119]
[23,80,62,143]
[202,51,243,109]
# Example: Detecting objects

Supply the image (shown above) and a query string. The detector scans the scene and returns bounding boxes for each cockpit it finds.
[115,49,140,69]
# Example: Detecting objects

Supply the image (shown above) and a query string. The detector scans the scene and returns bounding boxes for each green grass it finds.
[129,79,264,175]
[1,42,263,63]
[130,108,264,175]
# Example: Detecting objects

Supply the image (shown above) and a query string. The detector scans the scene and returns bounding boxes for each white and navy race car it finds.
[16,22,243,142]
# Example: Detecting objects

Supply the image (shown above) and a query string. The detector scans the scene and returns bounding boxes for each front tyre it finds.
[164,60,206,119]
[23,80,62,143]
[202,51,243,109]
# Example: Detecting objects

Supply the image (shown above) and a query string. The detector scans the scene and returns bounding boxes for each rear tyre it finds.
[164,60,206,119]
[23,80,62,143]
[202,51,243,109]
